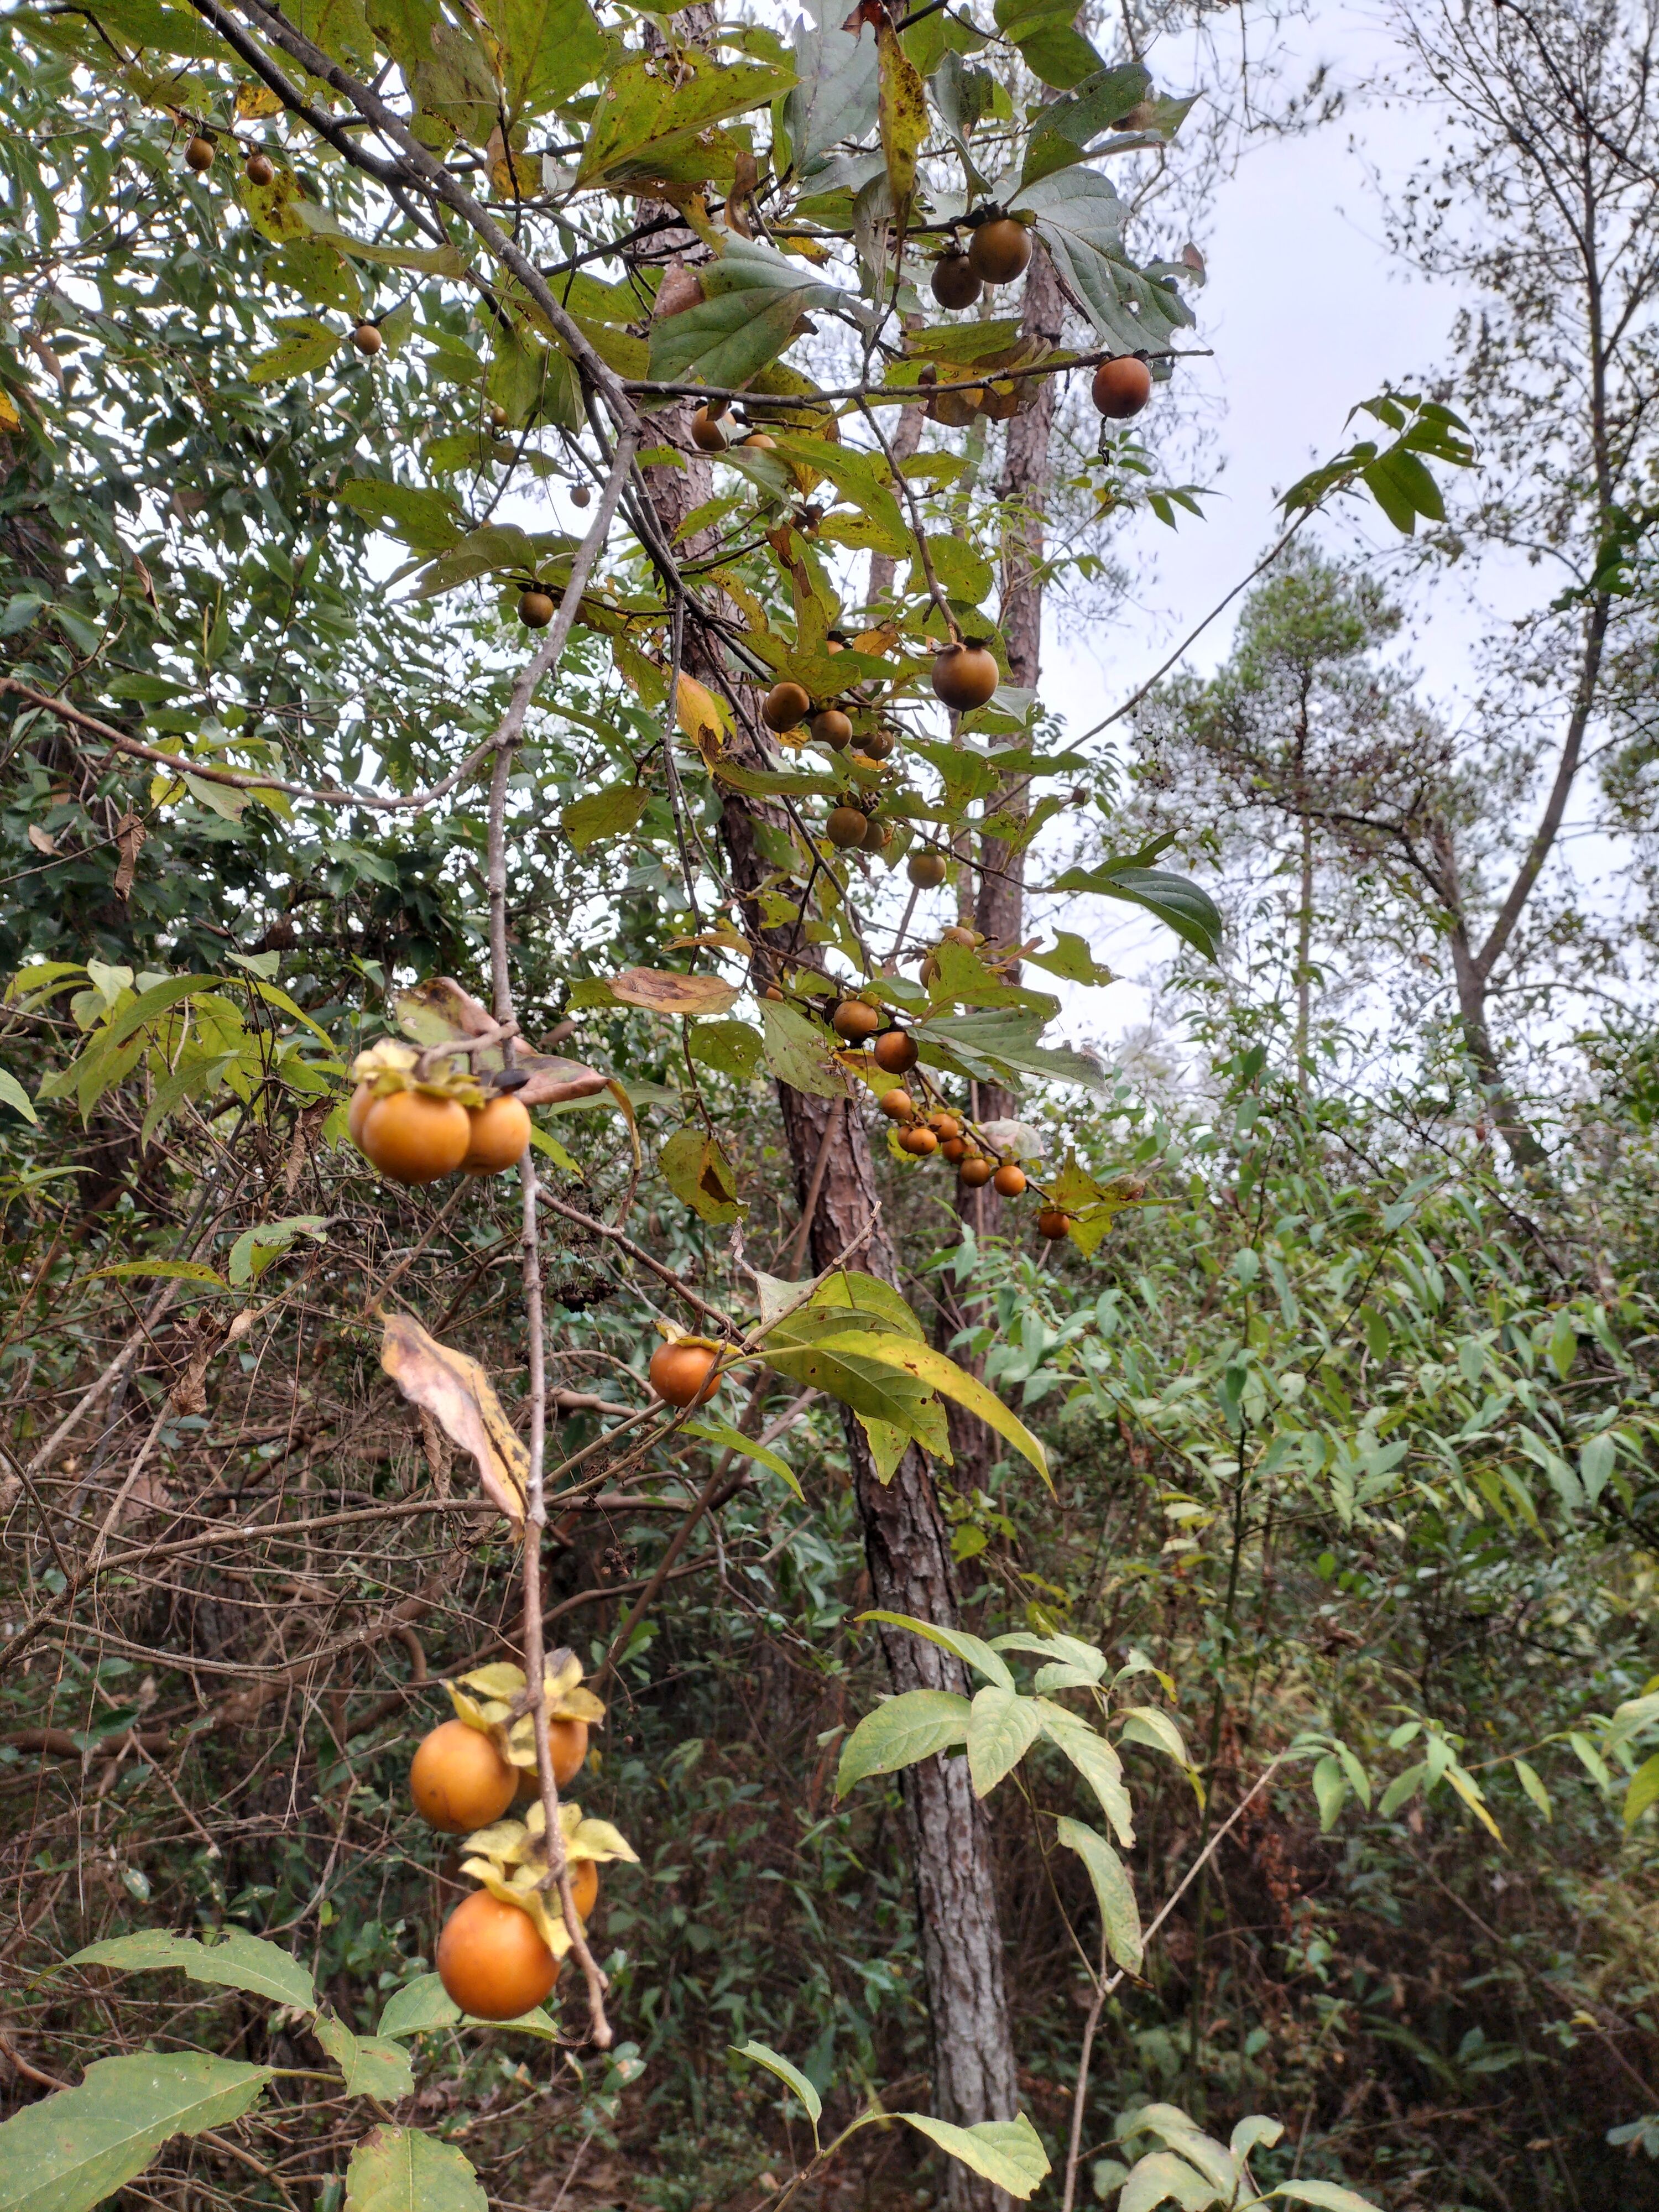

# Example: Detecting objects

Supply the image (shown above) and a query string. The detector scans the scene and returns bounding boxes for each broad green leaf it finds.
[86,1259,229,1288]
[562,783,648,852]
[577,57,794,190]
[1021,60,1151,181]
[1119,1705,1191,1768]
[245,315,339,385]
[911,1009,1108,1096]
[0,1067,38,1123]
[226,1215,328,1288]
[683,1415,800,1496]
[1273,2185,1386,2211]
[291,197,468,276]
[764,432,910,553]
[784,0,879,172]
[898,2111,1050,2200]
[377,1975,461,2039]
[1312,1754,1348,1833]
[314,2016,416,2101]
[802,1269,926,1340]
[993,0,1102,86]
[761,1328,946,1449]
[476,0,605,121]
[336,479,464,555]
[1044,861,1222,959]
[659,1125,743,1224]
[1128,2109,1235,2193]
[859,1610,1016,1691]
[1056,1815,1141,1973]
[0,2054,272,2212]
[1037,1702,1135,1843]
[648,237,844,389]
[1513,1756,1552,1819]
[1119,2150,1222,2212]
[1378,1761,1426,1817]
[1231,2115,1285,2161]
[1018,168,1196,354]
[877,18,926,205]
[1624,1751,1659,1829]
[78,0,223,57]
[837,1688,973,1794]
[967,1684,1042,1796]
[760,999,847,1098]
[1580,1430,1616,1506]
[687,1018,763,1083]
[926,534,995,605]
[816,1331,1050,1484]
[366,0,495,147]
[61,1928,316,2012]
[731,2039,822,2126]
[343,2126,488,2212]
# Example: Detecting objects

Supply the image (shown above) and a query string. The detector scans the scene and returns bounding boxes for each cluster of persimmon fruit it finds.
[410,1661,618,2021]
[348,1041,531,1186]
[190,136,390,361]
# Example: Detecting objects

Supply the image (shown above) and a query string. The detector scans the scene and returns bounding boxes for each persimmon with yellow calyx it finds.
[899,1125,938,1156]
[833,999,881,1044]
[827,805,870,850]
[811,709,852,749]
[907,851,947,888]
[931,248,982,310]
[347,1083,374,1147]
[691,405,728,452]
[511,1712,591,1798]
[968,216,1031,285]
[1092,355,1152,420]
[873,1028,919,1076]
[941,924,978,947]
[360,1090,472,1184]
[411,1719,518,1835]
[184,134,214,173]
[763,680,811,732]
[518,588,554,629]
[959,1156,994,1188]
[463,1094,531,1174]
[244,150,274,186]
[1037,1209,1070,1239]
[993,1163,1027,1197]
[567,1857,599,1922]
[649,1339,722,1408]
[437,1890,557,2021]
[932,643,999,712]
[878,1088,915,1120]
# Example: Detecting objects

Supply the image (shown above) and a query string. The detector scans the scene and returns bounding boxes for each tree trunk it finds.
[1430,823,1551,1175]
[868,395,925,611]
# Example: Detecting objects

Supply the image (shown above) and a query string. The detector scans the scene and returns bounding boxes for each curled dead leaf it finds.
[380,1312,528,1525]
[609,967,740,1016]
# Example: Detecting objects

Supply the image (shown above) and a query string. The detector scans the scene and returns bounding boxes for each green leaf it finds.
[784,0,879,173]
[245,315,339,386]
[926,534,995,606]
[761,1328,947,1451]
[898,2111,1050,2200]
[1379,1761,1426,1818]
[343,2127,488,2212]
[683,1415,799,1495]
[561,782,648,852]
[475,0,605,121]
[910,1009,1108,1095]
[1018,168,1195,353]
[1057,1815,1141,1973]
[800,1269,926,1340]
[314,2016,417,2101]
[1312,1753,1348,1833]
[992,0,1101,86]
[647,237,843,389]
[1272,2185,1385,2211]
[1021,61,1151,181]
[1044,862,1222,959]
[364,0,496,147]
[760,998,847,1098]
[731,2040,822,2127]
[1513,1756,1552,1820]
[577,56,794,190]
[858,1610,1015,1691]
[77,0,224,57]
[1037,1702,1135,1843]
[966,1684,1043,1796]
[377,1975,461,2039]
[836,1688,973,1794]
[0,2054,273,2212]
[60,1928,316,2012]
[226,1215,329,1288]
[85,1260,229,1289]
[0,1067,38,1124]
[809,1332,1050,1484]
[764,432,910,554]
[687,1018,763,1083]
[1025,930,1113,985]
[1624,1751,1659,1830]
[877,18,927,205]
[336,479,465,556]
[1119,2151,1221,2212]
[658,1125,743,1225]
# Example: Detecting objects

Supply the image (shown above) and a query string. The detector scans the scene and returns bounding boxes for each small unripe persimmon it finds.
[873,1028,919,1076]
[359,1091,472,1184]
[931,249,983,310]
[811,709,852,749]
[763,680,812,732]
[968,216,1031,285]
[244,150,274,187]
[691,406,728,451]
[519,588,555,628]
[959,1156,994,1188]
[1091,355,1153,420]
[992,1162,1027,1198]
[931,643,1000,712]
[462,1095,531,1174]
[488,402,509,427]
[942,924,978,947]
[437,1891,557,2021]
[411,1719,517,1834]
[833,999,882,1044]
[827,805,870,849]
[1037,1208,1070,1239]
[184,135,215,173]
[907,851,948,888]
[352,322,383,356]
[571,484,591,508]
[899,1124,938,1156]
[878,1088,915,1120]
[648,1340,722,1408]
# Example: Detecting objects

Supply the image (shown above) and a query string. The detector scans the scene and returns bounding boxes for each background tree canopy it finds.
[1,0,1657,2206]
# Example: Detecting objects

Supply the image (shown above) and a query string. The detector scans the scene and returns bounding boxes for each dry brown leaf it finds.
[396,975,495,1044]
[513,1054,611,1108]
[113,813,145,900]
[380,1313,528,1526]
[609,967,740,1016]
[27,825,56,857]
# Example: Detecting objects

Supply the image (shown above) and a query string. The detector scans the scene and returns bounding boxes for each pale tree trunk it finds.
[1294,812,1313,1082]
[869,398,925,610]
[1428,822,1551,1175]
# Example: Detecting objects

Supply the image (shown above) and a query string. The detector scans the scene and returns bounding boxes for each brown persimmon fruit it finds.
[649,1340,722,1408]
[691,406,728,452]
[993,1162,1027,1197]
[1037,1209,1070,1239]
[411,1719,518,1834]
[878,1088,915,1120]
[899,1125,938,1156]
[463,1095,531,1174]
[518,588,555,628]
[763,680,812,732]
[928,1113,961,1140]
[941,1136,968,1162]
[244,150,274,186]
[931,249,983,310]
[941,924,977,946]
[833,999,882,1043]
[437,1890,557,2021]
[571,485,592,508]
[827,805,870,849]
[931,643,1000,712]
[360,1091,472,1184]
[1092,355,1152,420]
[873,1029,919,1075]
[352,322,382,356]
[488,402,510,427]
[907,851,948,888]
[859,729,895,761]
[184,135,214,172]
[959,1156,994,1188]
[968,217,1031,285]
[742,432,776,449]
[811,709,852,749]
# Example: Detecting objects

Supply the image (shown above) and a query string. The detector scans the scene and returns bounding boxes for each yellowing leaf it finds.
[380,1313,528,1525]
